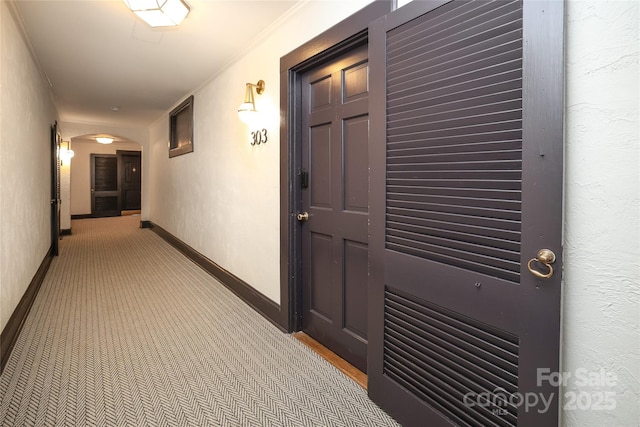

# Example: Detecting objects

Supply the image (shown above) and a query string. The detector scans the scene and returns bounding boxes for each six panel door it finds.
[300,44,371,372]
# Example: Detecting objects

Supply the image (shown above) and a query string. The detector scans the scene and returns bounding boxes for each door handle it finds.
[297,212,309,222]
[91,188,94,193]
[527,249,556,279]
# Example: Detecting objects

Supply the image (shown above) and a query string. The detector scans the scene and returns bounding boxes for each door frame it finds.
[50,121,61,256]
[279,1,394,332]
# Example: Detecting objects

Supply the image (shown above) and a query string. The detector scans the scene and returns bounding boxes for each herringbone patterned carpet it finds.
[0,216,398,426]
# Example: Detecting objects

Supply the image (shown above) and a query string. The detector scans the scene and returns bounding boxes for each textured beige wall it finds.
[0,2,58,331]
[562,1,639,425]
[69,141,142,216]
[60,156,71,230]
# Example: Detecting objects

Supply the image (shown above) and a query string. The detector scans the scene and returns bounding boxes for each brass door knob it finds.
[297,212,309,222]
[527,249,556,279]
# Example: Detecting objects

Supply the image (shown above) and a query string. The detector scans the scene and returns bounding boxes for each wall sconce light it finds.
[123,0,190,28]
[60,141,75,165]
[96,137,114,144]
[238,80,265,125]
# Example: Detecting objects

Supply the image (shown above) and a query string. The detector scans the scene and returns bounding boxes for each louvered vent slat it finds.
[385,319,519,393]
[387,228,519,260]
[387,220,520,252]
[385,348,515,427]
[387,206,520,231]
[388,148,521,164]
[385,0,523,283]
[388,73,522,113]
[387,0,489,52]
[387,198,520,220]
[387,192,521,211]
[388,85,522,118]
[389,183,520,197]
[384,287,519,427]
[387,179,521,192]
[386,213,520,241]
[388,99,522,131]
[388,130,521,150]
[388,1,522,68]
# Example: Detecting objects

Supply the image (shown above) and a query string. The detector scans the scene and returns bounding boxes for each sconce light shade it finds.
[123,0,190,27]
[238,80,265,125]
[237,101,257,125]
[96,137,114,144]
[60,148,75,160]
[60,141,75,165]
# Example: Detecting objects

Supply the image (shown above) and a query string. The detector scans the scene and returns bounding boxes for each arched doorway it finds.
[66,134,142,221]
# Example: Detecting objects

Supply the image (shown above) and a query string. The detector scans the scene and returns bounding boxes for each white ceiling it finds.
[13,0,300,128]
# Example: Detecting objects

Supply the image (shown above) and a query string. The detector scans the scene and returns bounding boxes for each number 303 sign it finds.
[250,129,268,145]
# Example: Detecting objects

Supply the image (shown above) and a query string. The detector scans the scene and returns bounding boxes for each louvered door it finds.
[91,154,120,217]
[50,122,60,256]
[368,1,564,426]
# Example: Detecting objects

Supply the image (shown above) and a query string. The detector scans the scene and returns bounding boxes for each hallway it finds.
[0,217,397,426]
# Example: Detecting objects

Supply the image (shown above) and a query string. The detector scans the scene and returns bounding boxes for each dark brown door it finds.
[117,150,141,211]
[368,1,564,426]
[300,44,370,372]
[90,154,120,217]
[50,122,60,256]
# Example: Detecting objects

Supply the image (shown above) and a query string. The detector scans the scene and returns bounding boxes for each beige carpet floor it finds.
[0,216,398,426]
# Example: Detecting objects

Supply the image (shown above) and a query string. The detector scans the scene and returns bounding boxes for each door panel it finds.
[369,1,564,426]
[91,154,119,217]
[344,62,368,100]
[118,150,142,211]
[310,126,332,208]
[343,116,369,212]
[301,44,370,372]
[343,240,368,341]
[310,232,334,321]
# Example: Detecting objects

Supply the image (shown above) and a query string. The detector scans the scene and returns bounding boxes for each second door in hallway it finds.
[91,154,119,217]
[300,44,369,372]
[91,151,142,217]
[118,150,142,211]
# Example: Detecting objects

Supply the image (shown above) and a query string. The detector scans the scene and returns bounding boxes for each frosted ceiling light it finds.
[123,0,190,28]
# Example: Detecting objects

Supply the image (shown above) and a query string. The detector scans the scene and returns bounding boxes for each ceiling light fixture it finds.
[96,137,114,144]
[238,80,265,125]
[123,0,190,28]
